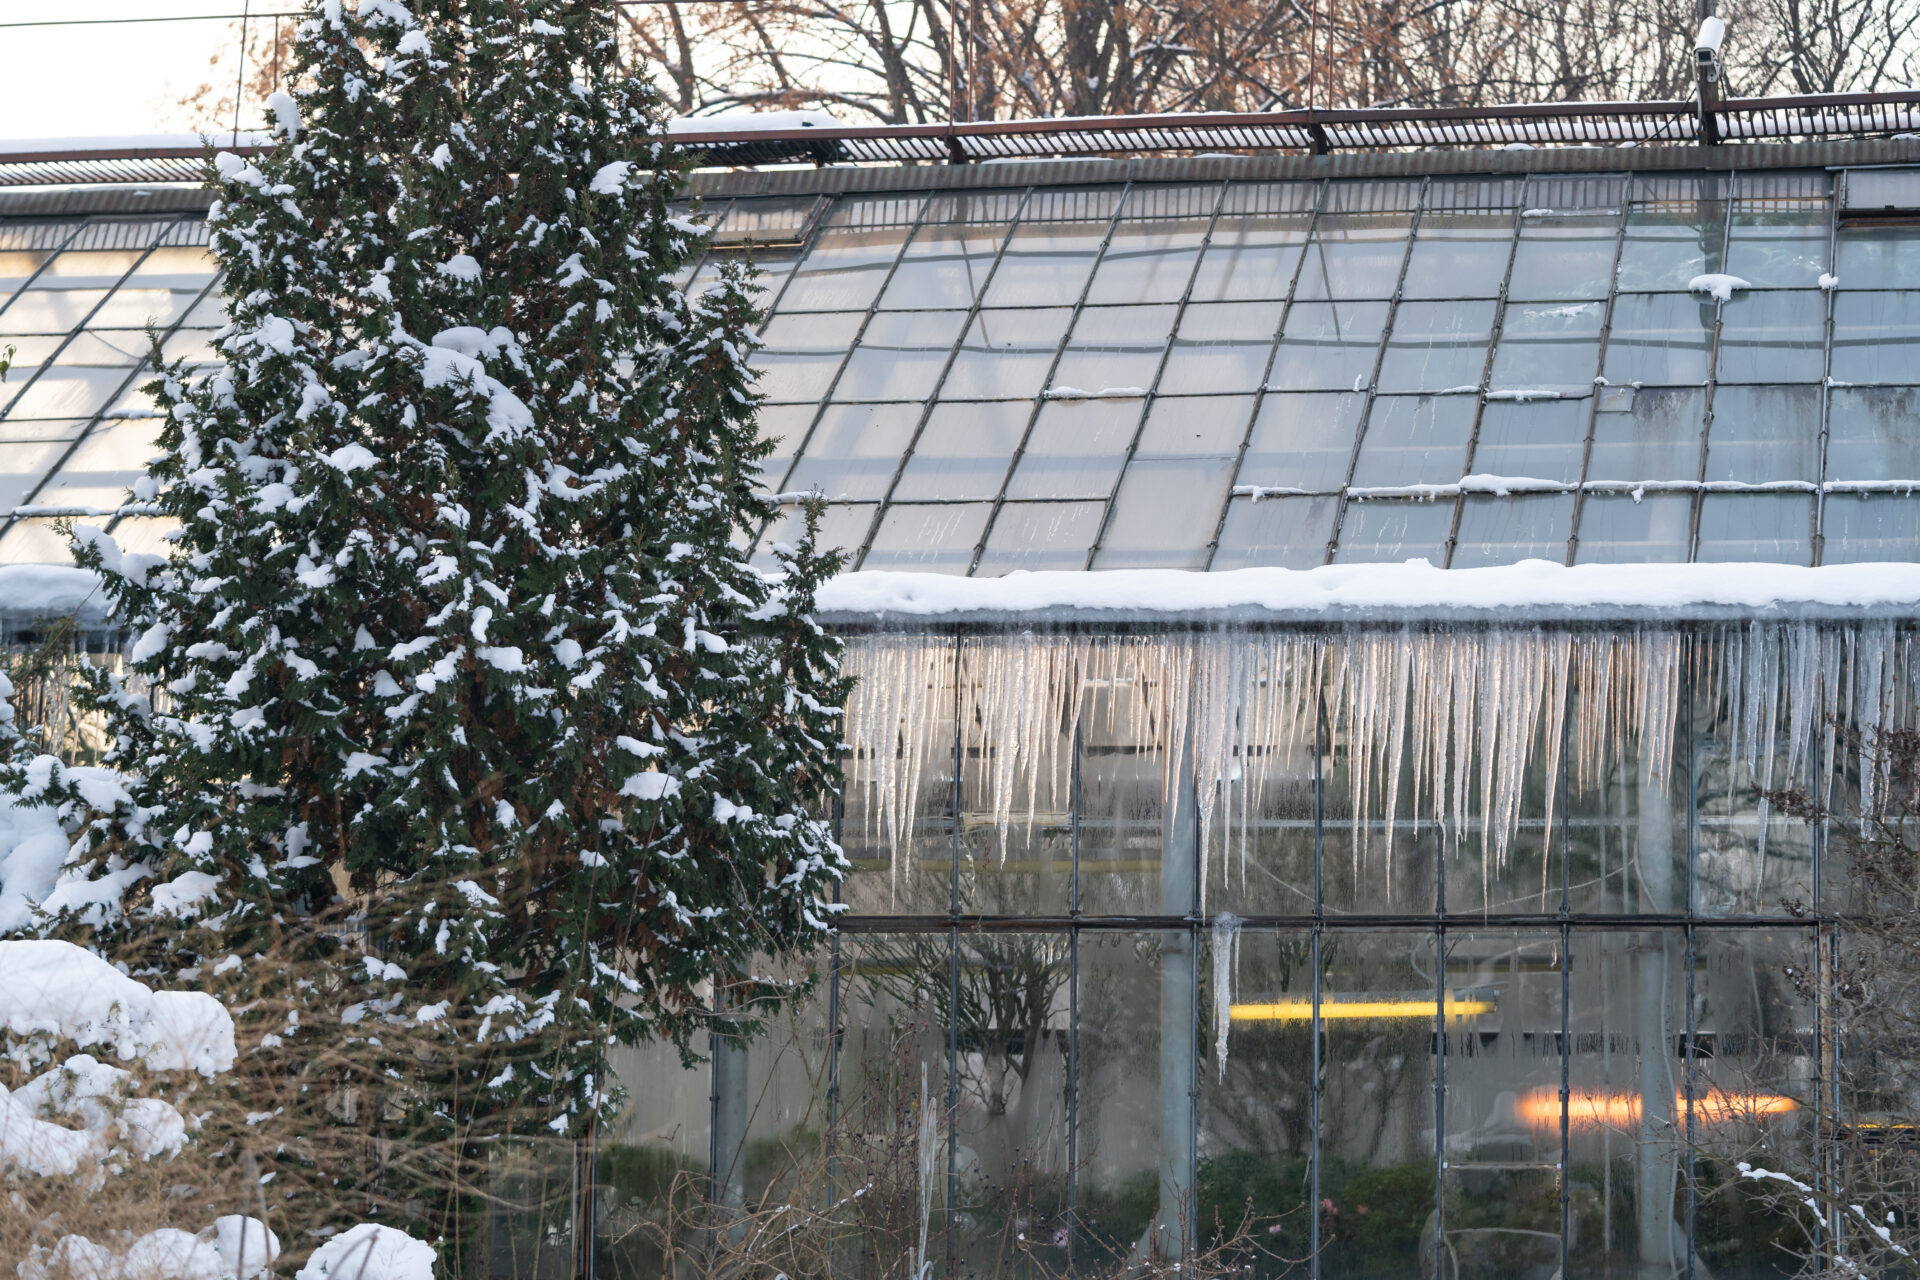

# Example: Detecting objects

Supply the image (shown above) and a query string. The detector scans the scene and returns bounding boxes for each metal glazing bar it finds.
[1444,195,1528,566]
[1812,172,1841,565]
[1683,656,1699,1280]
[1687,183,1736,562]
[1565,196,1635,565]
[946,633,962,1276]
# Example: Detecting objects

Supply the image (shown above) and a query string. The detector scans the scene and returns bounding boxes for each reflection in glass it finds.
[1713,291,1825,384]
[1190,199,1311,302]
[983,192,1125,308]
[1348,395,1476,489]
[1268,301,1389,392]
[1212,495,1339,570]
[1092,457,1235,570]
[1826,387,1920,479]
[833,309,967,401]
[880,192,1018,309]
[783,403,920,500]
[1331,498,1454,565]
[1601,293,1715,386]
[1451,494,1574,568]
[1694,494,1813,565]
[1702,385,1820,483]
[1159,301,1282,395]
[1377,300,1496,392]
[1834,223,1920,290]
[1085,190,1214,305]
[1005,398,1142,500]
[976,501,1104,573]
[1134,394,1253,458]
[1820,493,1920,562]
[1573,492,1693,563]
[862,502,993,573]
[1469,401,1589,483]
[1830,291,1920,385]
[1585,387,1705,482]
[1295,215,1413,301]
[1239,392,1366,492]
[1614,200,1727,291]
[1489,299,1603,394]
[944,307,1073,399]
[1508,213,1619,302]
[1052,303,1176,392]
[893,401,1029,501]
[1401,213,1514,299]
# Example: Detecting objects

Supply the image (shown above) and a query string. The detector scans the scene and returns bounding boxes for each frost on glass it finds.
[1826,387,1920,479]
[1821,493,1920,562]
[862,502,993,573]
[1584,387,1705,483]
[1333,498,1454,564]
[1212,494,1339,571]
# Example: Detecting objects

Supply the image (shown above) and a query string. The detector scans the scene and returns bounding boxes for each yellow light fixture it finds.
[1230,994,1496,1022]
[1517,1088,1798,1128]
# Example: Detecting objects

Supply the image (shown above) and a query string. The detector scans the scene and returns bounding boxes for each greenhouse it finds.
[6,123,1920,1277]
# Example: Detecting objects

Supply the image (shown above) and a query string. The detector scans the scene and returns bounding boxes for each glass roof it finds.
[1,166,1916,573]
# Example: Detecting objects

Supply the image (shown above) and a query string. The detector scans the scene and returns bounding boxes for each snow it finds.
[1689,272,1750,302]
[266,92,302,140]
[295,1224,437,1280]
[814,561,1920,622]
[1042,385,1148,399]
[0,941,235,1075]
[667,110,841,135]
[19,1219,279,1280]
[589,161,631,194]
[1211,913,1240,1082]
[324,442,379,473]
[1485,389,1563,402]
[437,254,481,283]
[0,134,272,159]
[1819,272,1840,290]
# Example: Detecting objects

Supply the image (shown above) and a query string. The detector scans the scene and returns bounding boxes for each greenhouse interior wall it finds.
[7,139,1920,1277]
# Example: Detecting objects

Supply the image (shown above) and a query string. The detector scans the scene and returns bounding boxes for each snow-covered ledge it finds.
[815,561,1920,626]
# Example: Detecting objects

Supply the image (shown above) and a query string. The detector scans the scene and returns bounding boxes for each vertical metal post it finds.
[1559,707,1573,1280]
[1813,171,1841,565]
[947,635,963,1277]
[1310,679,1326,1279]
[1433,701,1448,1280]
[1684,650,1700,1280]
[1067,717,1083,1268]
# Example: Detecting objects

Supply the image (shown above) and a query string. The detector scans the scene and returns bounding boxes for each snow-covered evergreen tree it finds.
[12,0,846,1252]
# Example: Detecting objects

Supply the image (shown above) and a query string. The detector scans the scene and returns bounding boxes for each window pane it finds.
[32,418,157,507]
[782,403,919,500]
[944,307,1072,400]
[1834,224,1920,290]
[980,188,1124,308]
[751,502,874,567]
[1825,387,1920,479]
[28,250,143,288]
[1295,214,1412,301]
[122,245,218,290]
[750,312,863,404]
[93,287,196,329]
[1573,492,1693,562]
[1489,299,1603,395]
[1158,300,1281,395]
[0,289,108,334]
[1005,398,1142,500]
[975,501,1104,573]
[1469,400,1588,484]
[1614,199,1726,291]
[1600,293,1714,386]
[893,401,1029,501]
[1331,498,1454,564]
[1134,394,1252,457]
[1695,493,1812,563]
[862,502,992,572]
[0,518,76,566]
[3,365,133,421]
[1725,208,1828,288]
[1189,195,1311,302]
[1211,494,1338,569]
[1713,290,1824,383]
[1376,299,1495,393]
[1238,391,1366,492]
[777,200,921,312]
[1051,304,1175,394]
[1585,387,1704,483]
[833,309,967,401]
[1451,493,1573,567]
[1268,300,1388,392]
[1091,457,1234,569]
[0,440,72,508]
[1083,186,1215,305]
[1703,385,1820,483]
[879,193,1018,310]
[1507,212,1618,302]
[0,251,52,297]
[1400,212,1513,299]
[1831,291,1920,385]
[754,403,817,486]
[1348,395,1477,489]
[1821,494,1920,562]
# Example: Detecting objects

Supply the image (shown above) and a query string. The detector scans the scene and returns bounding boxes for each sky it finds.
[0,1,261,141]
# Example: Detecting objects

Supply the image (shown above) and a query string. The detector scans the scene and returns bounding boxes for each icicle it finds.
[1212,911,1241,1082]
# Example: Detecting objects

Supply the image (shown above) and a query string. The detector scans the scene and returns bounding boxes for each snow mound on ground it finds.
[294,1224,437,1280]
[0,941,235,1075]
[19,1219,280,1280]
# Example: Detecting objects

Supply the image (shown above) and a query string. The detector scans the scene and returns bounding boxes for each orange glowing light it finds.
[1517,1088,1799,1128]
[1229,994,1496,1022]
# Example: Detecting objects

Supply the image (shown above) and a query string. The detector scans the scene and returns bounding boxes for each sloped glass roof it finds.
[2,165,1917,572]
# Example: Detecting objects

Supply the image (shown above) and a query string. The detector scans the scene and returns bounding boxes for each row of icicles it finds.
[839,624,1916,908]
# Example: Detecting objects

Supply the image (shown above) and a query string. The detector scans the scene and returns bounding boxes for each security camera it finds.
[1695,15,1725,72]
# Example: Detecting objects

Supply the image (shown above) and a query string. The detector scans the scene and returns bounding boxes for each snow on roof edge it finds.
[0,134,272,158]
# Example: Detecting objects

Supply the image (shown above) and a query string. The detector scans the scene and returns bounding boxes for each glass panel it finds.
[159,328,218,366]
[1268,301,1389,392]
[975,501,1104,573]
[2,365,133,421]
[750,502,875,570]
[0,251,52,297]
[1564,931,1687,1278]
[862,501,992,573]
[1508,212,1619,302]
[1133,394,1252,458]
[944,307,1073,400]
[1376,300,1495,393]
[840,639,955,914]
[1348,395,1477,489]
[0,418,87,446]
[1295,214,1412,301]
[1586,387,1705,482]
[1004,398,1142,501]
[0,289,109,334]
[1158,300,1281,395]
[1489,299,1604,395]
[1090,457,1234,570]
[1051,303,1176,394]
[1694,493,1812,564]
[1451,493,1574,568]
[754,403,816,486]
[1400,212,1513,300]
[749,312,864,404]
[28,250,144,288]
[1725,207,1828,288]
[1440,931,1563,1280]
[36,417,159,498]
[119,245,216,290]
[1694,673,1815,917]
[832,309,967,401]
[178,292,229,329]
[1830,290,1920,385]
[1469,401,1589,484]
[1702,385,1820,483]
[893,401,1029,501]
[1331,498,1454,564]
[1572,492,1694,563]
[1317,931,1438,1280]
[1615,198,1726,291]
[1211,494,1338,570]
[1083,186,1214,305]
[981,189,1125,308]
[108,517,180,557]
[1189,196,1311,302]
[1820,493,1920,562]
[1713,290,1824,384]
[57,331,150,364]
[1238,391,1366,492]
[879,192,1018,310]
[0,440,73,509]
[92,288,197,329]
[1833,223,1920,290]
[0,518,76,565]
[597,1038,708,1276]
[1826,387,1920,479]
[775,200,921,312]
[782,403,919,500]
[1601,293,1715,386]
